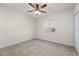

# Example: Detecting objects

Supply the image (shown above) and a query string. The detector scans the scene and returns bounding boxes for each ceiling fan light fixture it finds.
[35,10,40,15]
[28,3,47,15]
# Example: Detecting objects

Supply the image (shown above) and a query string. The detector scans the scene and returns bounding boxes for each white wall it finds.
[74,4,79,55]
[0,6,35,48]
[36,10,75,47]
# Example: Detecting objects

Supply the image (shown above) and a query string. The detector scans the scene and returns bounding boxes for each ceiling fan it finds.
[27,3,47,15]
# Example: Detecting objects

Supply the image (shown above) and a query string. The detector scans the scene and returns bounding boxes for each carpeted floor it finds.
[0,39,77,56]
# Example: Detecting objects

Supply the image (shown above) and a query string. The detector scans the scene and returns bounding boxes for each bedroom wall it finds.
[0,6,35,48]
[74,4,79,55]
[36,10,75,47]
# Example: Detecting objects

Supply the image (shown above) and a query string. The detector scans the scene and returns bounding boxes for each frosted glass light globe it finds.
[35,10,40,15]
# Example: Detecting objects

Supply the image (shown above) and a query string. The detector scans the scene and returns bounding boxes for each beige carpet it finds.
[0,39,77,56]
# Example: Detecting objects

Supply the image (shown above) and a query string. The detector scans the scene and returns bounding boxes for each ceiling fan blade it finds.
[27,10,35,12]
[39,10,47,13]
[36,4,39,10]
[28,3,35,8]
[41,4,47,9]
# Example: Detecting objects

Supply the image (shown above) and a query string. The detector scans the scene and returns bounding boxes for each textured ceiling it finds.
[0,3,75,18]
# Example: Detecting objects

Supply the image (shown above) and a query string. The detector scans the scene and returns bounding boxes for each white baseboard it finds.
[36,37,74,47]
[0,36,34,49]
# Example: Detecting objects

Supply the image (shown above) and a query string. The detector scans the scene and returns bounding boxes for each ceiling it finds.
[0,3,75,18]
